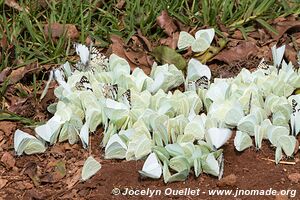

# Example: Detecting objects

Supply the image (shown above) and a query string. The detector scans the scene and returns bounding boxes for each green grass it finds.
[0,0,300,71]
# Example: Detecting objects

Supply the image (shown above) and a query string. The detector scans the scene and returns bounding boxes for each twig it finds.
[261,158,296,165]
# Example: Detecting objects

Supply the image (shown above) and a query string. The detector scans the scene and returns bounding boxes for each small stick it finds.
[261,158,296,165]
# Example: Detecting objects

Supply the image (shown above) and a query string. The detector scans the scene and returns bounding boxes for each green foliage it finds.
[0,0,299,70]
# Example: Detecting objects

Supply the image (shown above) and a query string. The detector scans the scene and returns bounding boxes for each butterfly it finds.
[292,99,300,114]
[81,156,102,181]
[75,76,93,91]
[195,76,209,89]
[74,43,108,72]
[271,45,285,73]
[177,28,215,52]
[121,89,131,108]
[139,153,162,179]
[102,83,118,100]
[257,59,271,75]
[89,47,109,72]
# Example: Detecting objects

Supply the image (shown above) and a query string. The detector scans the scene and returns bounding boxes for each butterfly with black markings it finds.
[74,43,108,73]
[195,76,209,89]
[187,76,209,91]
[75,76,93,91]
[102,83,118,100]
[257,59,271,75]
[121,89,131,108]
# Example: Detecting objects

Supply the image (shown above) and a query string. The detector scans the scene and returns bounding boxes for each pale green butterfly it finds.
[81,156,101,181]
[177,28,215,52]
[234,131,253,152]
[14,129,46,156]
[105,134,127,159]
[139,153,162,179]
[205,128,232,149]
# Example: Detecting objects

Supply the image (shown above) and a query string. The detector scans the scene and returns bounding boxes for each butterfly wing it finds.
[177,31,195,50]
[75,43,90,65]
[206,128,232,149]
[81,156,102,181]
[195,28,215,44]
[191,37,210,52]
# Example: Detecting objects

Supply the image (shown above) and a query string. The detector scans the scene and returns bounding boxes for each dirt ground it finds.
[1,120,300,200]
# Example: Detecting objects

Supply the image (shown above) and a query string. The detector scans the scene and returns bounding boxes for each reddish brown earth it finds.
[1,121,300,200]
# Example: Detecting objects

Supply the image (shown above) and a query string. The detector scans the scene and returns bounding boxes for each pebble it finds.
[217,174,237,187]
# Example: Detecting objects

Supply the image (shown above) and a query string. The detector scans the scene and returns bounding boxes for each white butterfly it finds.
[35,115,63,144]
[53,69,72,94]
[105,134,127,159]
[271,44,285,71]
[81,156,101,181]
[177,28,215,52]
[234,131,253,152]
[205,128,232,149]
[202,153,220,177]
[14,129,46,156]
[186,58,211,91]
[75,75,93,91]
[139,153,162,179]
[289,95,300,136]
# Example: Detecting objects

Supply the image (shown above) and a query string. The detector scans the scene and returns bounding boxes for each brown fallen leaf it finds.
[0,68,12,84]
[40,160,66,183]
[285,44,297,65]
[212,41,259,64]
[44,23,79,39]
[109,34,152,73]
[156,10,177,37]
[109,35,127,58]
[159,32,179,49]
[1,152,15,169]
[24,162,40,187]
[0,121,16,137]
[115,0,126,9]
[0,178,8,189]
[137,29,152,51]
[271,19,300,41]
[5,0,28,12]
[231,30,243,40]
[7,63,42,85]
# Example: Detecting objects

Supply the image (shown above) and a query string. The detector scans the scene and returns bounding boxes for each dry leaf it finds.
[44,23,79,39]
[271,20,300,41]
[1,152,15,169]
[0,179,8,189]
[0,121,17,137]
[5,0,28,12]
[0,68,11,84]
[285,44,297,65]
[115,0,126,9]
[40,161,66,183]
[151,46,186,70]
[156,10,177,37]
[137,29,152,51]
[159,32,179,49]
[24,162,40,187]
[213,41,259,64]
[287,173,300,183]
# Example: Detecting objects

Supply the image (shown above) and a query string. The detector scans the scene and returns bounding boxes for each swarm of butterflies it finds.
[13,28,300,183]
